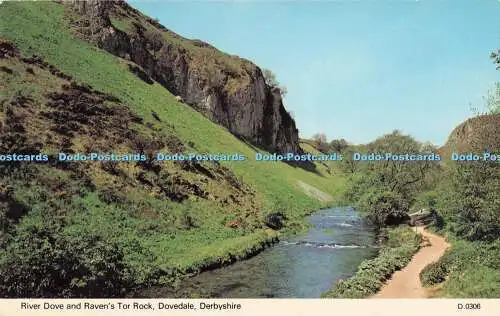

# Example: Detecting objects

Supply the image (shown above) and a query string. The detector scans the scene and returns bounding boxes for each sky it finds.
[130,0,500,146]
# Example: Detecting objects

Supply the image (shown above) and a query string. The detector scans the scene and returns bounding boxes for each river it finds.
[137,207,378,298]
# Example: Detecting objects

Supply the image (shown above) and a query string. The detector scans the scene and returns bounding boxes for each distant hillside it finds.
[66,0,299,154]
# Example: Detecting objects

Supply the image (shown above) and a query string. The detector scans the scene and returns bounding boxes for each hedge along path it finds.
[372,226,451,298]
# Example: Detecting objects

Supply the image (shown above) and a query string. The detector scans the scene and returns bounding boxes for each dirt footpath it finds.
[372,227,450,298]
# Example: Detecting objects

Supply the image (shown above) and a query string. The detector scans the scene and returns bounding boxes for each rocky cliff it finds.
[66,0,300,154]
[442,114,500,154]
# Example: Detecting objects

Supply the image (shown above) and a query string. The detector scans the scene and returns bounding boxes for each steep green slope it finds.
[0,1,344,297]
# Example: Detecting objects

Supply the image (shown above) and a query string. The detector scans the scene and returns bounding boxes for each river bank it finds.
[322,226,421,298]
[131,207,377,298]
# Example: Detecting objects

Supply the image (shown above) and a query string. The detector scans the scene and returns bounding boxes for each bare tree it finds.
[312,132,329,153]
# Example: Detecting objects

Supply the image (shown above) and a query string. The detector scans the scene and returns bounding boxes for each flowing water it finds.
[139,207,378,298]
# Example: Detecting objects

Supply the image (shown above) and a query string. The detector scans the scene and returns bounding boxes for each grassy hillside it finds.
[0,1,345,297]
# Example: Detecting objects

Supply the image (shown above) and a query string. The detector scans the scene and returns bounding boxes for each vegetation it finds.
[312,132,329,153]
[262,68,287,97]
[327,46,500,295]
[323,226,421,298]
[417,156,500,297]
[471,83,500,115]
[420,239,500,297]
[416,49,500,297]
[0,224,130,298]
[330,138,349,153]
[491,49,500,69]
[0,0,498,299]
[0,1,345,297]
[341,130,440,227]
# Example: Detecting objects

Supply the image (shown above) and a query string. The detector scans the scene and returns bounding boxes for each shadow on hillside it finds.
[284,159,323,176]
[234,135,322,176]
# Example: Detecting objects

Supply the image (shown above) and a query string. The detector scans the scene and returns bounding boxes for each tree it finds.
[485,83,500,114]
[312,132,329,153]
[470,83,500,115]
[342,131,440,227]
[340,146,360,174]
[483,49,500,114]
[365,130,437,200]
[262,69,277,87]
[262,68,287,97]
[330,138,349,153]
[452,161,500,242]
[491,49,500,70]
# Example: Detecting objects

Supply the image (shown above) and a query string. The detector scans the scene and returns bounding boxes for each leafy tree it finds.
[340,144,373,174]
[452,161,500,242]
[340,146,359,174]
[472,50,500,114]
[330,138,349,153]
[343,131,439,227]
[366,130,437,200]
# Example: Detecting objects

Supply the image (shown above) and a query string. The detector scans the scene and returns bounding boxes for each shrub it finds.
[420,260,449,286]
[0,225,130,298]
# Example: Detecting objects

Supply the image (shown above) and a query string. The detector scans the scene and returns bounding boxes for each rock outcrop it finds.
[442,114,500,154]
[66,0,300,154]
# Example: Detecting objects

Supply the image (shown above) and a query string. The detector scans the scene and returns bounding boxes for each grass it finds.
[0,0,346,290]
[110,17,136,34]
[0,1,345,211]
[322,226,421,298]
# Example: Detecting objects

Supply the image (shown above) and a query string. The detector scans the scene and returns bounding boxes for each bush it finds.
[0,225,130,298]
[420,260,450,286]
